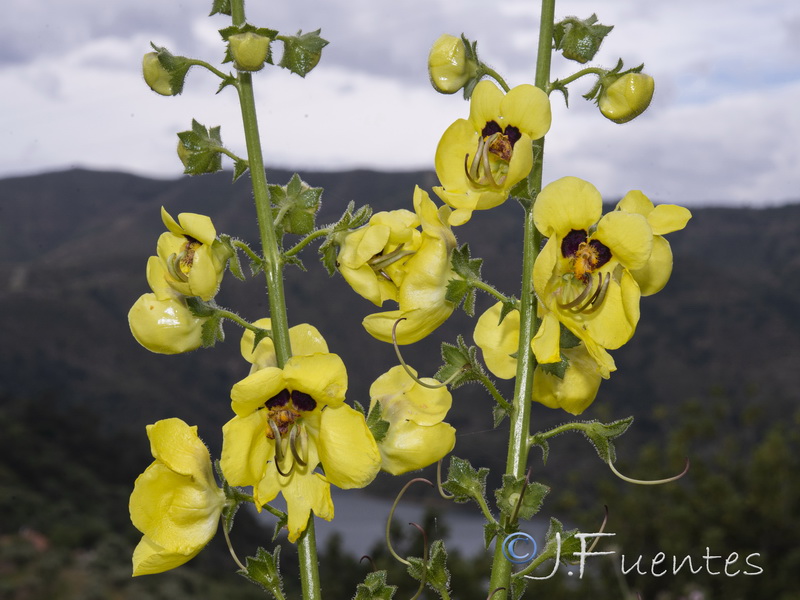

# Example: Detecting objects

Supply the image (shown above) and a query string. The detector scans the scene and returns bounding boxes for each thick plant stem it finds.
[230,2,321,599]
[487,0,555,597]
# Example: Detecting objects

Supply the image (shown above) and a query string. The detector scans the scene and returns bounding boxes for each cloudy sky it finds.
[2,0,799,206]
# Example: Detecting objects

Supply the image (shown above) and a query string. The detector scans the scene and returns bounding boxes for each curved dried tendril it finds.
[386,477,434,566]
[392,318,464,390]
[608,457,690,485]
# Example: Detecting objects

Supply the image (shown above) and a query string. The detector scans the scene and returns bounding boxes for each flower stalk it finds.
[230,1,321,598]
[487,0,555,596]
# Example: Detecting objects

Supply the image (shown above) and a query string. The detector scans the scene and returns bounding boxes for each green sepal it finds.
[492,404,508,428]
[352,570,397,600]
[185,296,218,318]
[483,521,503,549]
[150,43,192,95]
[209,0,232,16]
[269,173,323,235]
[278,29,329,77]
[543,518,582,565]
[441,456,490,507]
[200,313,225,347]
[239,546,284,597]
[406,540,450,597]
[218,235,246,281]
[177,119,223,175]
[318,201,373,275]
[219,24,279,66]
[434,335,484,389]
[560,323,581,348]
[216,74,239,94]
[365,400,390,444]
[495,475,549,524]
[459,35,483,101]
[540,356,568,380]
[553,14,614,64]
[232,158,249,182]
[580,416,634,463]
[250,327,273,355]
[446,243,483,316]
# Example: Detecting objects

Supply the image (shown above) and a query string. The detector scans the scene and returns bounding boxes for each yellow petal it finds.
[370,365,453,426]
[317,404,381,489]
[631,235,673,296]
[647,204,692,235]
[533,345,602,415]
[615,190,653,216]
[231,367,286,416]
[241,320,329,367]
[379,420,456,475]
[534,177,602,238]
[283,354,348,407]
[531,311,561,364]
[220,411,271,487]
[594,211,653,271]
[468,80,504,131]
[146,418,212,480]
[282,471,334,542]
[474,302,519,379]
[132,535,200,576]
[145,256,173,300]
[176,212,217,246]
[501,84,552,140]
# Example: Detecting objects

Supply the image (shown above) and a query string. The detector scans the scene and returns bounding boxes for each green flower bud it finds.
[229,32,271,71]
[428,34,478,95]
[142,52,174,96]
[598,72,655,124]
[554,14,614,64]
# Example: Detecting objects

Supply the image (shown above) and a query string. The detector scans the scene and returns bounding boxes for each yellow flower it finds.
[337,209,421,305]
[474,302,603,414]
[220,325,380,542]
[128,257,204,354]
[362,187,458,345]
[598,72,655,124]
[614,190,691,296]
[533,177,653,368]
[156,207,229,301]
[129,418,224,576]
[369,366,456,475]
[428,34,477,95]
[433,80,551,225]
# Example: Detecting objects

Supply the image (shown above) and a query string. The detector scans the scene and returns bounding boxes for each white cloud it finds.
[1,0,799,206]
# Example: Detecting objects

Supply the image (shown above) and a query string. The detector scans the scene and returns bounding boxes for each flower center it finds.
[465,121,521,188]
[367,244,415,282]
[263,389,317,477]
[166,236,202,283]
[558,230,613,313]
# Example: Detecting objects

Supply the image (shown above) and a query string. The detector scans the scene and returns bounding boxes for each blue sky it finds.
[1,0,799,206]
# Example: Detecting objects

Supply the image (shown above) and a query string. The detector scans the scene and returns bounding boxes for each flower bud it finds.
[598,72,655,124]
[428,34,478,95]
[128,293,204,354]
[142,52,174,96]
[228,32,271,71]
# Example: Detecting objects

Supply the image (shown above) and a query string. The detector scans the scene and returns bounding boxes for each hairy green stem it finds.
[551,66,605,90]
[487,0,555,596]
[230,2,321,599]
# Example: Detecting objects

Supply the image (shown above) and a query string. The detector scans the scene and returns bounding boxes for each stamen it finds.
[289,425,307,467]
[581,273,611,314]
[557,272,611,314]
[269,419,294,477]
[558,275,595,310]
[368,244,415,272]
[166,253,190,282]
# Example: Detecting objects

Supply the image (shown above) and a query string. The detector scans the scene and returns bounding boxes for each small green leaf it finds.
[240,547,284,597]
[495,475,549,522]
[209,0,232,16]
[270,173,323,235]
[250,327,272,354]
[434,335,485,389]
[200,314,224,347]
[553,14,614,64]
[365,401,390,444]
[177,119,223,175]
[483,521,502,549]
[232,158,249,181]
[445,278,470,306]
[318,201,373,275]
[450,243,483,281]
[540,356,569,380]
[279,29,329,77]
[218,235,246,281]
[442,456,489,506]
[352,570,397,600]
[185,296,218,318]
[406,540,450,595]
[581,417,634,463]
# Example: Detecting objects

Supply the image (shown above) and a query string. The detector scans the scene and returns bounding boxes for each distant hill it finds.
[1,167,799,477]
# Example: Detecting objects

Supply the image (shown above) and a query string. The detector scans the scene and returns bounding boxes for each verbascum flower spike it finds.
[434,80,551,225]
[615,190,692,295]
[128,256,205,354]
[129,418,224,576]
[221,325,380,542]
[474,302,604,414]
[428,34,479,95]
[369,365,456,475]
[598,72,655,124]
[362,187,458,344]
[337,209,421,305]
[156,207,231,301]
[533,176,653,365]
